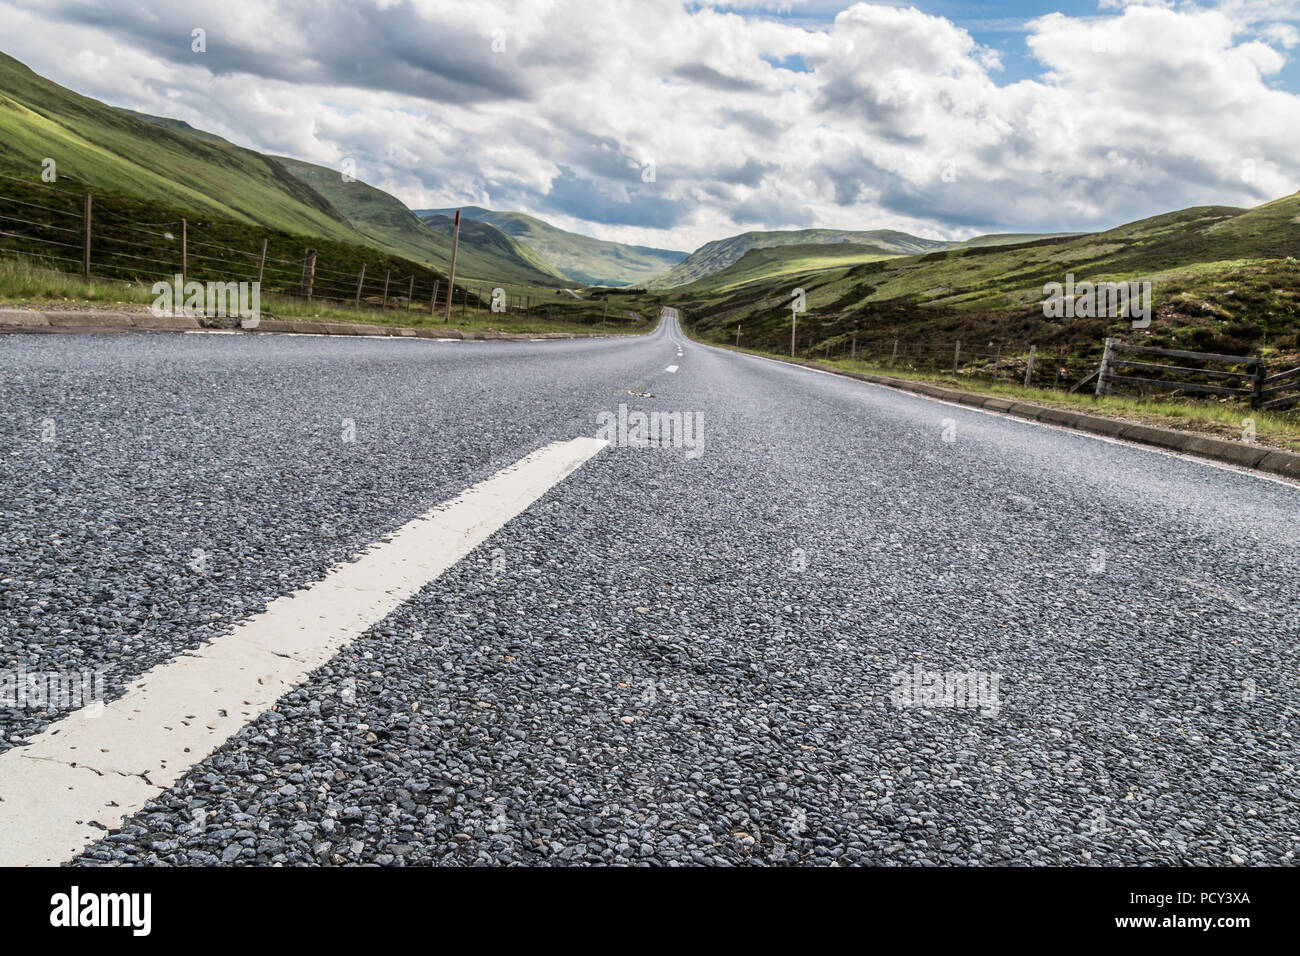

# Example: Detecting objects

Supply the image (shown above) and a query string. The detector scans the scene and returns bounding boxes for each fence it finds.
[1096,338,1300,411]
[777,327,1098,392]
[0,174,574,323]
[732,321,1300,411]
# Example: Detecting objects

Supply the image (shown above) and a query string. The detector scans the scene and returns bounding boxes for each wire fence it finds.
[777,326,1100,392]
[0,175,576,323]
[743,322,1300,410]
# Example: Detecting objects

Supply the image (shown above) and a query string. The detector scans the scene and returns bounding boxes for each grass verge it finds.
[694,332,1300,454]
[0,258,648,336]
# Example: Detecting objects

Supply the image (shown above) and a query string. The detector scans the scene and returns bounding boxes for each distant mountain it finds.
[274,160,564,285]
[675,242,902,293]
[417,207,686,287]
[949,232,1083,249]
[645,228,954,288]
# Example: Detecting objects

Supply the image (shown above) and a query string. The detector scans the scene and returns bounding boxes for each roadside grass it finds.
[0,258,650,335]
[698,332,1300,454]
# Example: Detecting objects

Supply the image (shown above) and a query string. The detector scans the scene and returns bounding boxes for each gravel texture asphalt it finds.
[2,318,1298,866]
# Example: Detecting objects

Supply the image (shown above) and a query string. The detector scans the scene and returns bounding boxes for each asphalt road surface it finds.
[1,315,1297,866]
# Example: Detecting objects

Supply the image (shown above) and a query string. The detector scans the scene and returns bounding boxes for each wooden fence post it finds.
[444,211,461,323]
[953,340,961,375]
[257,238,268,286]
[406,275,414,311]
[300,248,316,300]
[381,269,390,309]
[430,280,439,315]
[181,218,188,288]
[354,264,366,311]
[82,193,92,281]
[1095,337,1116,396]
[1025,345,1037,388]
[1251,360,1267,409]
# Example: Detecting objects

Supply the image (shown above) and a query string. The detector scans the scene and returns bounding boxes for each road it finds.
[1,314,1297,866]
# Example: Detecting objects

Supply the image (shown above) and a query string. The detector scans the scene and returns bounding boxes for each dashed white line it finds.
[665,365,679,373]
[0,437,608,867]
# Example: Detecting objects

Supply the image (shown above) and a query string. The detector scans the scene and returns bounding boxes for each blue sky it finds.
[736,0,1300,89]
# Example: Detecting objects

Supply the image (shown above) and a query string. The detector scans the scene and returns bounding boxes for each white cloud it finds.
[0,0,1297,252]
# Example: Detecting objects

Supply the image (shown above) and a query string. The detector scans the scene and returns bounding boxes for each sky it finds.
[1,0,1298,253]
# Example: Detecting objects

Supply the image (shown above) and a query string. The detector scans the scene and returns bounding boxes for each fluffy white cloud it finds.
[1,0,1297,252]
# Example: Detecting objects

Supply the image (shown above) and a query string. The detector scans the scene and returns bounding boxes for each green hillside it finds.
[950,232,1083,249]
[275,160,564,286]
[676,242,900,294]
[0,52,565,289]
[674,196,1300,360]
[418,206,686,287]
[646,228,953,289]
[0,52,357,241]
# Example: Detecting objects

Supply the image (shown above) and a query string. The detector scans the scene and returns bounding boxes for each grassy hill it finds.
[950,233,1082,249]
[418,206,686,287]
[673,195,1300,361]
[275,160,564,286]
[0,51,565,290]
[0,52,358,241]
[646,228,952,289]
[676,242,901,294]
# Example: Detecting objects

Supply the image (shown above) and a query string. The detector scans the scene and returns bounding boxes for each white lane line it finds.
[0,437,608,867]
[665,365,679,373]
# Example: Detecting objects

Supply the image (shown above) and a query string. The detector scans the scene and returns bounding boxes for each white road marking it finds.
[665,365,678,373]
[0,437,608,867]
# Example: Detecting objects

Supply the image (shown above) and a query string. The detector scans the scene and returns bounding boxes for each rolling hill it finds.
[675,194,1300,359]
[645,228,954,289]
[274,160,564,286]
[0,52,357,241]
[0,52,565,288]
[675,242,902,294]
[417,206,686,287]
